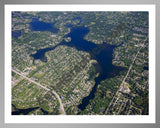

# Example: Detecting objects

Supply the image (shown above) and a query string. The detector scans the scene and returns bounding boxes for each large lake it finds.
[29,18,59,33]
[29,18,125,111]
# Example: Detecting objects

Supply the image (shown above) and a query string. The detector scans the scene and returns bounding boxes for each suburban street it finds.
[105,42,144,114]
[12,69,66,115]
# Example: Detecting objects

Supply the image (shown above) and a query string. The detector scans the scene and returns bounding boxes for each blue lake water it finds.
[72,16,82,25]
[30,19,126,111]
[12,30,21,39]
[29,18,59,33]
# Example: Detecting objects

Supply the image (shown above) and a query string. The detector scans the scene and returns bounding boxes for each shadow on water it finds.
[12,104,49,115]
[29,21,126,111]
[12,104,39,115]
[40,108,49,115]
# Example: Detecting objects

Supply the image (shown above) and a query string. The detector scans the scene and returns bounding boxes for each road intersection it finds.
[12,69,66,115]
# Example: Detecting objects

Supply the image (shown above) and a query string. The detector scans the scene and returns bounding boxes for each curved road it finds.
[12,69,66,115]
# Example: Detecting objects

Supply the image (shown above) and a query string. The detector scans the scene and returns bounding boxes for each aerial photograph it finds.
[11,11,149,115]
